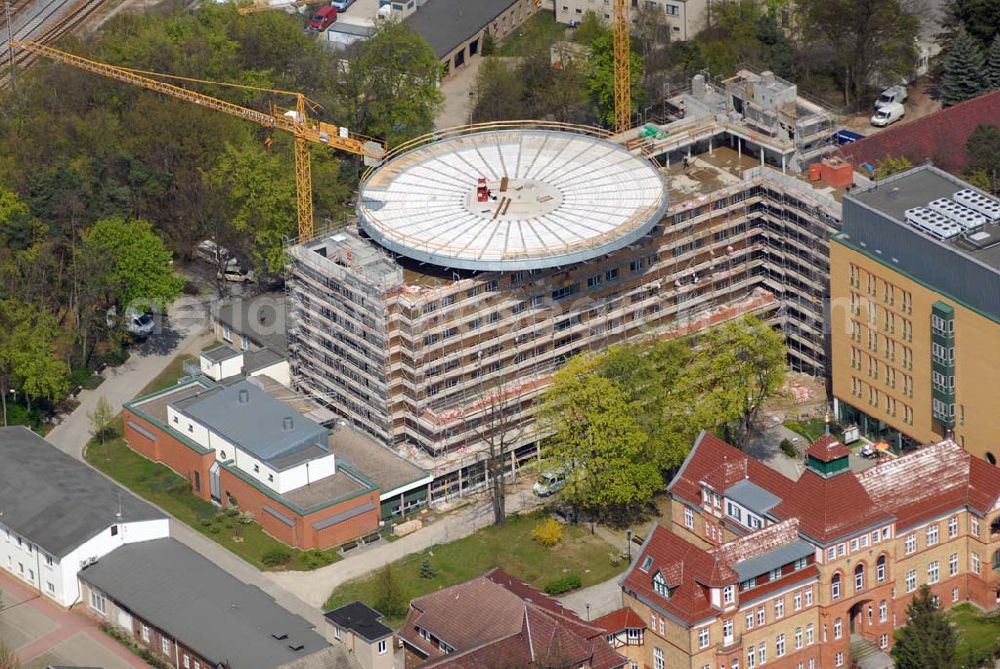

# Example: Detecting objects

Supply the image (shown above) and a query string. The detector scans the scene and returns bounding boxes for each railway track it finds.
[0,0,110,87]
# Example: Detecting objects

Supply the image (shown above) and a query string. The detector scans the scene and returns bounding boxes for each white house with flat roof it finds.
[166,380,337,496]
[0,427,168,607]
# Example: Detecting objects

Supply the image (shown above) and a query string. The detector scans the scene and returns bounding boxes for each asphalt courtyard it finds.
[0,571,148,669]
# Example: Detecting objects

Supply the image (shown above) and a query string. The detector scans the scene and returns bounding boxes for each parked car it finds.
[870,102,904,127]
[217,260,256,283]
[308,4,337,30]
[874,85,908,109]
[330,0,354,10]
[195,239,231,265]
[532,469,567,497]
[106,305,156,338]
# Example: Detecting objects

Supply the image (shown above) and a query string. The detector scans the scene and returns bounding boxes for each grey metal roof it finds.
[173,380,330,469]
[725,479,782,515]
[79,539,329,669]
[404,0,518,58]
[324,602,392,643]
[732,540,814,581]
[202,344,241,363]
[0,427,164,557]
[243,348,285,374]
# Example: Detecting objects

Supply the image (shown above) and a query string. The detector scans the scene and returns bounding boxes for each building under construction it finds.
[287,73,852,499]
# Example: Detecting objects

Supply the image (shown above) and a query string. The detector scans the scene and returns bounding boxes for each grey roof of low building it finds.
[214,293,288,355]
[0,427,164,557]
[172,380,330,469]
[405,0,518,58]
[243,348,286,374]
[203,344,242,363]
[725,479,782,515]
[732,540,815,582]
[324,602,392,643]
[79,538,329,669]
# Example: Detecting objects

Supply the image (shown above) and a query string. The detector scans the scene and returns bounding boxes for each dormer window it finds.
[653,571,669,598]
[640,555,654,572]
[723,585,735,604]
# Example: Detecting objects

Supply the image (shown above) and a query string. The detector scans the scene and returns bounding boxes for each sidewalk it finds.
[267,489,545,608]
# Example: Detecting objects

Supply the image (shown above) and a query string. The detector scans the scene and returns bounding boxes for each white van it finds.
[195,239,231,265]
[871,102,905,127]
[533,469,567,497]
[106,305,156,338]
[875,85,908,108]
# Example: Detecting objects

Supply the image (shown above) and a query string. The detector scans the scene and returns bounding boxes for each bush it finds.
[780,438,798,458]
[225,508,240,518]
[262,547,292,567]
[199,518,212,527]
[532,518,564,547]
[302,549,335,570]
[209,526,220,534]
[544,573,582,595]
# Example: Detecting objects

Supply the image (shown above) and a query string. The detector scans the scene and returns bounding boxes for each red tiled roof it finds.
[770,468,892,543]
[622,525,728,626]
[856,440,1000,529]
[806,435,850,462]
[404,569,626,669]
[840,89,1000,174]
[592,607,647,634]
[668,432,792,507]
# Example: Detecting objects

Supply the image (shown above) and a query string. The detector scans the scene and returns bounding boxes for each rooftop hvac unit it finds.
[903,207,962,241]
[927,198,987,230]
[953,189,1000,222]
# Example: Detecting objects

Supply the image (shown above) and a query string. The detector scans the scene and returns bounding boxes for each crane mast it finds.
[612,0,630,134]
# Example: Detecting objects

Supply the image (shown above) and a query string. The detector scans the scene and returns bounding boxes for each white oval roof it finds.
[358,129,668,271]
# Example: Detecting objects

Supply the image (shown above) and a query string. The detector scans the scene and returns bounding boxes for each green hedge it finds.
[544,573,582,595]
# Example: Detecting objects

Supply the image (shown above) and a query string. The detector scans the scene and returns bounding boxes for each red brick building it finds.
[617,431,1000,668]
[122,378,381,550]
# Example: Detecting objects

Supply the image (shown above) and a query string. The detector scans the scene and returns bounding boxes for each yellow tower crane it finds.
[12,40,384,241]
[612,0,630,134]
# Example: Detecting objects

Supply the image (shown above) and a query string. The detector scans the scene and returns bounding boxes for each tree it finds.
[345,20,444,146]
[940,31,987,106]
[540,355,662,520]
[0,639,19,669]
[796,0,919,109]
[874,155,914,179]
[891,585,957,669]
[82,217,184,314]
[685,316,787,445]
[987,35,1000,89]
[940,0,1000,51]
[0,299,69,426]
[88,396,115,445]
[586,33,645,127]
[470,58,525,123]
[373,564,408,618]
[468,377,527,526]
[209,141,298,276]
[966,124,1000,193]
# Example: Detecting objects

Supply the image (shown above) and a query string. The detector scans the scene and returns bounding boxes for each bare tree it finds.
[472,379,528,527]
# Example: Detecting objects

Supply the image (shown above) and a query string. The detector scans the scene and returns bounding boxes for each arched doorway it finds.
[848,600,874,636]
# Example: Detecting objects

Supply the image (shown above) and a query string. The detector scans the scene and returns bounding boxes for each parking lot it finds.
[0,571,148,669]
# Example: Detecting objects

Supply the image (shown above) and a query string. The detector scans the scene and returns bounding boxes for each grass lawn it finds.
[949,602,1000,666]
[85,422,338,572]
[324,510,624,626]
[497,11,566,56]
[785,418,846,445]
[139,353,195,397]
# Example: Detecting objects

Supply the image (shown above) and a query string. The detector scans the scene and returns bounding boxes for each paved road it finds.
[267,490,544,608]
[434,57,481,129]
